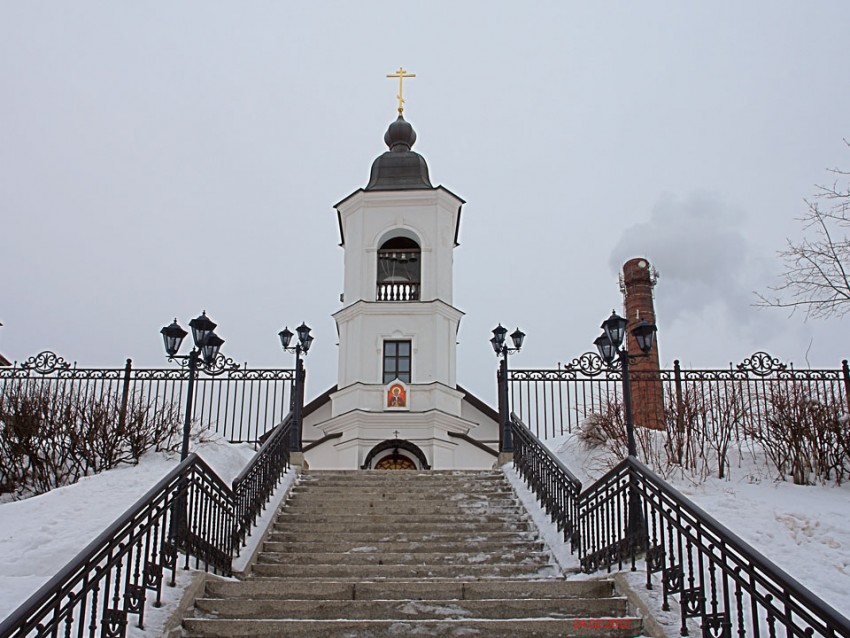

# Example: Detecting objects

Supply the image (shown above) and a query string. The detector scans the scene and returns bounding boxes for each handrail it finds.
[509,415,850,637]
[232,415,292,552]
[510,413,582,551]
[0,413,295,637]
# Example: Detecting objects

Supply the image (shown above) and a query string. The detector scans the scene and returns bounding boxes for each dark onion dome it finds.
[366,115,433,191]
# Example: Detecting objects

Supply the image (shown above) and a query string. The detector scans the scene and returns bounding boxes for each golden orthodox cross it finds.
[387,67,415,114]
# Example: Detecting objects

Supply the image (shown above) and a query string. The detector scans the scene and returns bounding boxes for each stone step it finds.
[290,485,515,495]
[274,520,533,538]
[256,549,550,566]
[251,562,560,579]
[296,476,507,486]
[284,499,521,511]
[281,505,524,516]
[183,617,643,637]
[275,512,530,531]
[266,529,538,544]
[193,595,630,620]
[262,539,546,553]
[204,577,614,601]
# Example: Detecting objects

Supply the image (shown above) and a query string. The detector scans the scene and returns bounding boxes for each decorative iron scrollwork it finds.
[19,351,73,374]
[142,562,162,591]
[681,586,705,618]
[647,544,665,573]
[161,540,177,569]
[663,565,684,595]
[124,584,145,615]
[702,612,731,638]
[737,352,787,376]
[100,608,127,638]
[562,352,610,377]
[199,353,241,377]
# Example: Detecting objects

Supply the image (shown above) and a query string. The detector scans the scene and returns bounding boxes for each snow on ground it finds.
[0,436,258,622]
[533,430,850,618]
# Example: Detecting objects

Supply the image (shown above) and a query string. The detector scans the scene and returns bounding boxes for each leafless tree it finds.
[758,141,850,318]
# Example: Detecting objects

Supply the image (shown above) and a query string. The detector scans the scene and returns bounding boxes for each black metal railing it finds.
[511,415,582,551]
[508,351,850,448]
[0,455,232,638]
[0,351,296,443]
[232,416,292,552]
[510,415,850,637]
[0,413,294,638]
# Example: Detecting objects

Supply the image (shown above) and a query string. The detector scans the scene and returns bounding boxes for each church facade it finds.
[300,114,500,470]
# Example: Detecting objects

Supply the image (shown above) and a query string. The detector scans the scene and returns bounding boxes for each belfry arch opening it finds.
[377,236,420,301]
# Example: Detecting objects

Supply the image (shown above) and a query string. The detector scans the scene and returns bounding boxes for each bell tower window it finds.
[383,340,411,383]
[377,237,420,301]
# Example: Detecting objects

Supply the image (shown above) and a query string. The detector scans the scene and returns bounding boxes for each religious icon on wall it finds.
[387,383,407,408]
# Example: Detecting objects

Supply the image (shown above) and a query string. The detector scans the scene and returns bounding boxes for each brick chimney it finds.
[621,258,664,430]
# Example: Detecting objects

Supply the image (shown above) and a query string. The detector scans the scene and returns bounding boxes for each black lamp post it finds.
[491,324,526,454]
[278,322,314,452]
[592,311,657,458]
[593,310,657,553]
[160,311,233,461]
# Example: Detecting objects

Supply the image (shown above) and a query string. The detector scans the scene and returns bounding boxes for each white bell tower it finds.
[300,113,500,470]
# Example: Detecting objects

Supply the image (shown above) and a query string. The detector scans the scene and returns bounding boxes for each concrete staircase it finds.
[183,470,642,637]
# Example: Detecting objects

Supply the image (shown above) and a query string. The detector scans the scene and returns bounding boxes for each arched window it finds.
[376,237,420,301]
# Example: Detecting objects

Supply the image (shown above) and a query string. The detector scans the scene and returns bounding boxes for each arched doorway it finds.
[374,455,417,470]
[361,438,431,470]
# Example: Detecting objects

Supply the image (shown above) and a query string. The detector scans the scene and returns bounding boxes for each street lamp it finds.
[593,310,657,554]
[491,324,525,454]
[593,311,657,458]
[160,311,236,461]
[278,322,314,452]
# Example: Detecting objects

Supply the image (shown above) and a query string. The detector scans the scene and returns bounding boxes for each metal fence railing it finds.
[508,351,850,444]
[0,351,296,443]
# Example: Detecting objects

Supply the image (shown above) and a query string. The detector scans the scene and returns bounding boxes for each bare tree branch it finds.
[756,141,850,319]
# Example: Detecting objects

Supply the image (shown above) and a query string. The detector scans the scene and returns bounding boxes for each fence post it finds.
[842,360,850,415]
[118,358,132,432]
[673,360,683,432]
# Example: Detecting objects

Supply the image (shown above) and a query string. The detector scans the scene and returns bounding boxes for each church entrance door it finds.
[374,455,416,470]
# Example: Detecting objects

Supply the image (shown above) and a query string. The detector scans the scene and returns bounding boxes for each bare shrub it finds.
[750,383,848,485]
[0,383,181,499]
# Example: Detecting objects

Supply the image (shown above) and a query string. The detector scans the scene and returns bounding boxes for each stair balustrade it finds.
[0,417,292,638]
[510,413,850,638]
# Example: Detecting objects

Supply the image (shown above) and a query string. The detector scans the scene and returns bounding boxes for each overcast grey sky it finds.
[2,2,849,403]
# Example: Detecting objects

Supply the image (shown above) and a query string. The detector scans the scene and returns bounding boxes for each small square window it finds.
[383,340,411,384]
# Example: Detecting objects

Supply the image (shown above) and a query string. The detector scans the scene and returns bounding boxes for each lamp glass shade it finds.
[510,328,525,350]
[302,334,314,353]
[594,332,617,364]
[490,336,501,355]
[189,311,217,348]
[631,319,657,354]
[491,324,507,351]
[296,322,312,346]
[160,320,187,357]
[601,311,627,350]
[278,327,293,349]
[201,332,224,365]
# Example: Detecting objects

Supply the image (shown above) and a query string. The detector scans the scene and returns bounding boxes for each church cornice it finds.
[332,298,465,323]
[334,186,465,247]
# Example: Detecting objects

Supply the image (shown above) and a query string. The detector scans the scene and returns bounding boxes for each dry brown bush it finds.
[0,382,181,499]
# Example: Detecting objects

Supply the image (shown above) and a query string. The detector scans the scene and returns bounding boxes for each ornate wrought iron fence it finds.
[508,351,850,443]
[0,351,296,443]
[510,415,850,637]
[0,413,294,638]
